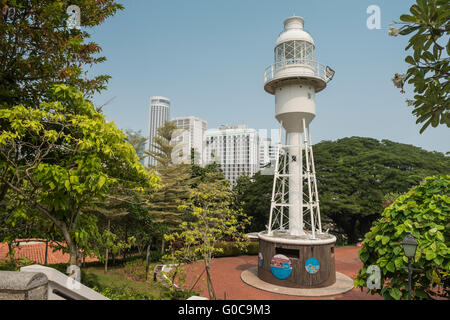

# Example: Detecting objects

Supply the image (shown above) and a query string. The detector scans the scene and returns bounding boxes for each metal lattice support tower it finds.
[267,121,322,239]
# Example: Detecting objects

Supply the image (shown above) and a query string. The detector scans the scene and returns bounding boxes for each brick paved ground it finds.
[182,246,383,300]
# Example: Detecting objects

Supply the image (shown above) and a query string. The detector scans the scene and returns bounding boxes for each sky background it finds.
[87,0,449,153]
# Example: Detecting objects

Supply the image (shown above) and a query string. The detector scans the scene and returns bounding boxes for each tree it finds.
[84,191,133,272]
[234,171,273,233]
[0,0,123,107]
[126,130,147,163]
[190,162,225,187]
[164,172,250,300]
[85,130,150,272]
[145,121,194,249]
[390,0,449,133]
[313,137,450,243]
[0,0,123,219]
[354,175,449,300]
[0,85,160,266]
[233,137,450,243]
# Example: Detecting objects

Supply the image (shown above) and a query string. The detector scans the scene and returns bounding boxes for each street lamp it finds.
[401,233,418,300]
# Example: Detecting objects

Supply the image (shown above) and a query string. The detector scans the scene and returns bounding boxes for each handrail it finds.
[52,288,76,300]
[264,59,332,84]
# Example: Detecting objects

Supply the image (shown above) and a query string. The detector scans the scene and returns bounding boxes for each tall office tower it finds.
[147,96,170,167]
[171,116,207,165]
[205,125,259,185]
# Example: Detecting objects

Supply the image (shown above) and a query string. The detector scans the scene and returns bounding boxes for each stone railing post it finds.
[0,271,48,300]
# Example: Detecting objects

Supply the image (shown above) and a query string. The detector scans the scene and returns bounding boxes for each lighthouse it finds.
[257,16,337,288]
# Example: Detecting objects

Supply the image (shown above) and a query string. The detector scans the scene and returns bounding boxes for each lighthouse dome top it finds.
[276,16,314,46]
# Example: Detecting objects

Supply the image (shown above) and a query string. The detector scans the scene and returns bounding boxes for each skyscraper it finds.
[147,96,170,167]
[171,116,207,165]
[205,125,259,185]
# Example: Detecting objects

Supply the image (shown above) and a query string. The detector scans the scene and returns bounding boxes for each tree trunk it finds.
[7,242,16,268]
[68,245,78,266]
[145,243,151,281]
[161,238,165,255]
[44,240,48,265]
[59,222,78,266]
[205,261,215,300]
[104,218,111,273]
[123,226,128,260]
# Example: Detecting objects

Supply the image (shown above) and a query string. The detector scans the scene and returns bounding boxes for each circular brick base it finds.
[241,267,354,297]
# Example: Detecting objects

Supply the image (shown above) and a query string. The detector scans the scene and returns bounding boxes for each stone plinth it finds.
[0,271,48,300]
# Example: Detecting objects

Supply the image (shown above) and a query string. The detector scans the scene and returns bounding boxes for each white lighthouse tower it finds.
[257,16,337,288]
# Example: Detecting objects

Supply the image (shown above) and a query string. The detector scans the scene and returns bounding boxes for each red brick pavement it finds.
[182,246,383,300]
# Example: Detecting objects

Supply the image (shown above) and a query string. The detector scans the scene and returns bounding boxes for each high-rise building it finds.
[259,138,279,169]
[147,96,170,167]
[205,125,259,185]
[171,116,207,165]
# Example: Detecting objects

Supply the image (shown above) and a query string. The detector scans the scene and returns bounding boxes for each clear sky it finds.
[87,0,449,153]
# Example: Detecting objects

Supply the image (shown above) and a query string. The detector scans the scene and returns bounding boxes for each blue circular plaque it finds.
[258,252,263,267]
[305,257,320,274]
[270,254,292,279]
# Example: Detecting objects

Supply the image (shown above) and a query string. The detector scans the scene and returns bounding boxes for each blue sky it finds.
[88,0,449,153]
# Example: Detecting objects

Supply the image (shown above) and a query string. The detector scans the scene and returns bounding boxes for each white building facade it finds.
[205,125,259,185]
[147,96,170,167]
[171,116,207,165]
[259,138,279,169]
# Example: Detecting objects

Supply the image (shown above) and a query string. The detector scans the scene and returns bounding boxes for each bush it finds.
[92,285,162,300]
[0,257,34,271]
[246,241,259,255]
[355,175,449,300]
[123,259,148,282]
[214,241,259,258]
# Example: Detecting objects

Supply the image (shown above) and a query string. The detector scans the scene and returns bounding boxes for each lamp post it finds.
[401,233,418,300]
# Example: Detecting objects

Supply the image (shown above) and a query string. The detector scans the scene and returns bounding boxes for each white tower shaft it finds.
[287,131,303,236]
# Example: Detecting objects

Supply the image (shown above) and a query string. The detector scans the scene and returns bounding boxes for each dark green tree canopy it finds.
[314,137,450,242]
[235,137,450,242]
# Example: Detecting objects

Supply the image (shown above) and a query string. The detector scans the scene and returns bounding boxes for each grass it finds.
[76,256,197,300]
[82,264,168,297]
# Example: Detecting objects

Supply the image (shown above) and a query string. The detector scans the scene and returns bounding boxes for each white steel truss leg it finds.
[267,122,322,239]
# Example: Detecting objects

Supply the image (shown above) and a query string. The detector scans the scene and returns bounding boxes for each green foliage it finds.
[235,137,450,243]
[125,130,147,162]
[314,137,450,243]
[146,121,194,234]
[123,258,148,282]
[0,256,34,271]
[164,172,251,299]
[91,285,161,300]
[391,0,449,133]
[234,172,273,233]
[0,0,124,107]
[214,241,259,258]
[0,85,160,264]
[355,175,450,300]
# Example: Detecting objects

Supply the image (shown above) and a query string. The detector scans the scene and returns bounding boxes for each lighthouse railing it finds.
[264,59,330,84]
